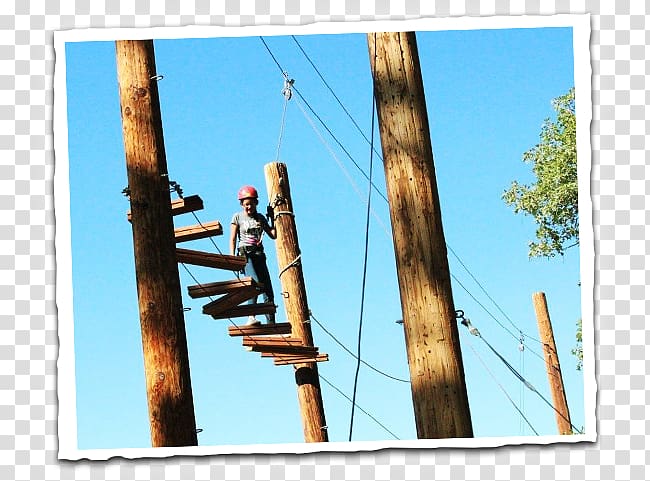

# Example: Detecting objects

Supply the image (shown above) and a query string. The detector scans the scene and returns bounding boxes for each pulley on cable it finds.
[281,73,294,101]
[274,72,295,164]
[267,72,295,228]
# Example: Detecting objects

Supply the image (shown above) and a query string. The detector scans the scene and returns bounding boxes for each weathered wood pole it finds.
[532,292,572,435]
[116,40,198,447]
[264,162,328,443]
[367,32,473,439]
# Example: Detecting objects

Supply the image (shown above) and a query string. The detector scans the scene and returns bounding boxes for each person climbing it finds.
[229,185,277,326]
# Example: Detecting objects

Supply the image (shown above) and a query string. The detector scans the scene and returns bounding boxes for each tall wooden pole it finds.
[367,32,473,439]
[532,292,572,435]
[116,40,198,447]
[264,162,328,443]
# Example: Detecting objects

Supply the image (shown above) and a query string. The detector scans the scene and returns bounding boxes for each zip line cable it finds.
[310,313,409,383]
[452,273,546,365]
[318,373,401,440]
[459,316,583,434]
[259,36,545,354]
[292,97,392,237]
[463,333,539,436]
[290,35,385,163]
[293,86,389,203]
[348,71,376,442]
[260,36,389,205]
[447,244,542,345]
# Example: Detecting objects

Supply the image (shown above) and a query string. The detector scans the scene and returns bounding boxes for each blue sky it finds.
[57,18,591,455]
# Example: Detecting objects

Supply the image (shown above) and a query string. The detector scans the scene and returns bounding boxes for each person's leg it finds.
[243,255,259,305]
[242,255,261,325]
[250,252,275,324]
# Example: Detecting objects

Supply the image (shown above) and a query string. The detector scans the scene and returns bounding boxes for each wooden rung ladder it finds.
[226,322,329,365]
[144,192,328,367]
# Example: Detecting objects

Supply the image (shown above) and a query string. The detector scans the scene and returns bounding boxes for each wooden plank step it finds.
[252,344,318,355]
[201,286,261,316]
[241,336,302,346]
[273,354,329,366]
[127,194,203,222]
[188,277,258,299]
[260,349,320,358]
[207,302,276,320]
[176,248,246,271]
[228,322,292,337]
[175,220,223,243]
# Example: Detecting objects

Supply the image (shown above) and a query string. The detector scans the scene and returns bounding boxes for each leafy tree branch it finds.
[503,87,578,259]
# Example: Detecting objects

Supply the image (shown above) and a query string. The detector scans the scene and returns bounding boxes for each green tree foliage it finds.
[503,88,578,258]
[504,88,583,368]
[572,318,583,371]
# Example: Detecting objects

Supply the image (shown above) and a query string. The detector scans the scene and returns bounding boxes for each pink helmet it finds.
[237,185,258,200]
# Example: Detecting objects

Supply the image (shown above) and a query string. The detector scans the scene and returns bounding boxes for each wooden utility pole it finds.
[264,162,328,443]
[532,292,572,435]
[367,32,473,439]
[116,40,198,447]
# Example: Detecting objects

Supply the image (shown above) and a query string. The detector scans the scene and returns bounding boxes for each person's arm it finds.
[229,223,238,255]
[262,215,276,240]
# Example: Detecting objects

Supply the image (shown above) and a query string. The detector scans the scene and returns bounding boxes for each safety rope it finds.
[349,33,377,442]
[278,254,301,278]
[274,210,295,220]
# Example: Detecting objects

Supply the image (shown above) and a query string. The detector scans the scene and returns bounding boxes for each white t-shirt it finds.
[231,211,270,247]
